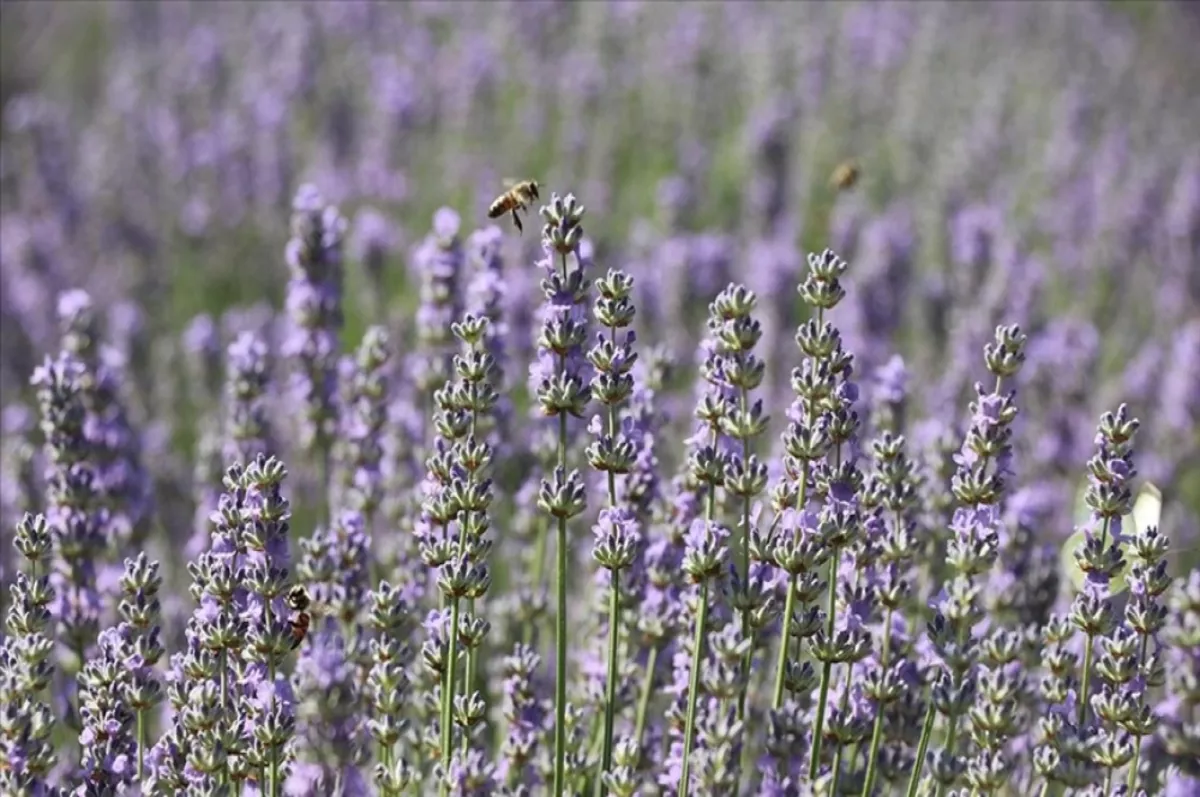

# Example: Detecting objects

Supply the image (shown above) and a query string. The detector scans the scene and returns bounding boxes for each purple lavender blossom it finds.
[412,208,466,406]
[283,184,347,474]
[224,330,275,466]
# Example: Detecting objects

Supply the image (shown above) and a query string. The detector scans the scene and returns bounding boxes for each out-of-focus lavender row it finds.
[1,2,1199,796]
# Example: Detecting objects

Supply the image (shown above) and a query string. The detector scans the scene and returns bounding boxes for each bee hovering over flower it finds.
[285,585,312,650]
[829,158,861,192]
[488,179,540,235]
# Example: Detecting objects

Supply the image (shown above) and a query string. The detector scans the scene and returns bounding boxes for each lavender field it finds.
[1,1,1199,795]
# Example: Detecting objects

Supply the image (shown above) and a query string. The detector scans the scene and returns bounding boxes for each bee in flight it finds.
[488,179,540,235]
[829,159,861,192]
[285,585,311,650]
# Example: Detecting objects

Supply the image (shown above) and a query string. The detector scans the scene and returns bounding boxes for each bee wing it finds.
[502,178,520,188]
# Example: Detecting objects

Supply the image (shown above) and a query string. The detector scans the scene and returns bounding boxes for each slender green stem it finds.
[463,408,481,751]
[379,743,393,797]
[905,695,937,797]
[597,569,621,797]
[807,543,841,781]
[598,353,622,795]
[772,571,798,709]
[1078,514,1112,728]
[678,581,710,797]
[267,607,279,797]
[736,377,753,726]
[136,710,145,781]
[632,646,658,761]
[1126,633,1150,793]
[830,742,844,797]
[551,248,573,797]
[861,607,895,796]
[678,482,718,796]
[772,464,809,710]
[552,413,569,796]
[440,598,461,795]
[219,650,228,785]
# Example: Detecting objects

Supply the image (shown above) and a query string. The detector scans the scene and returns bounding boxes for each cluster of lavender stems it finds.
[2,180,1199,797]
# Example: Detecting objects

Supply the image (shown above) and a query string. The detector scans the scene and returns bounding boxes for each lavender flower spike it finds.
[284,184,347,484]
[533,192,591,797]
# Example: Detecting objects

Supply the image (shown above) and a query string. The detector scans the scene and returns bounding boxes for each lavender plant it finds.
[284,185,347,489]
[0,513,57,794]
[4,10,1200,791]
[532,193,592,797]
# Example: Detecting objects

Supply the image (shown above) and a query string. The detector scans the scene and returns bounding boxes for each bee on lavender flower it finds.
[285,585,312,650]
[829,158,861,192]
[488,179,540,235]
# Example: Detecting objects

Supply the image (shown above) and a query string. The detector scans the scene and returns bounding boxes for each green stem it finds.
[1126,634,1150,793]
[807,543,841,781]
[773,463,810,710]
[632,646,658,762]
[597,567,621,796]
[772,571,798,709]
[461,605,476,744]
[598,353,622,795]
[267,611,279,797]
[552,409,570,797]
[219,650,228,785]
[379,743,392,797]
[905,692,937,797]
[830,742,844,797]
[464,407,482,727]
[678,581,710,797]
[736,378,753,727]
[551,247,573,797]
[440,597,461,796]
[137,709,145,781]
[861,607,895,797]
[1078,515,1112,728]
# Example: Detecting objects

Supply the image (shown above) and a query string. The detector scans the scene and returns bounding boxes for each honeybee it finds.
[285,585,311,650]
[829,159,861,192]
[488,179,540,235]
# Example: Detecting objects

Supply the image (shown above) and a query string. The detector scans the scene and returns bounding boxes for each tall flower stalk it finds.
[31,352,102,734]
[449,313,498,757]
[0,513,57,793]
[283,184,346,495]
[238,455,299,797]
[1120,517,1171,792]
[907,324,1025,796]
[532,193,591,797]
[710,284,769,730]
[367,580,416,796]
[676,290,745,797]
[859,430,920,796]
[335,326,391,579]
[117,552,165,781]
[56,289,152,557]
[677,518,730,797]
[428,311,497,789]
[1071,405,1139,728]
[413,209,467,428]
[223,331,275,467]
[586,267,639,791]
[790,247,858,782]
